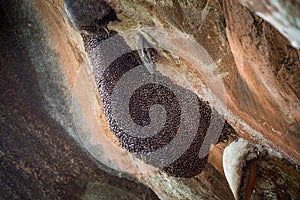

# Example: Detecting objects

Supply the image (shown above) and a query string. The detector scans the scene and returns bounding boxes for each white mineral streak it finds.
[223,138,262,200]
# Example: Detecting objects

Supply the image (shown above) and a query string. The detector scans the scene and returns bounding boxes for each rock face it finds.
[1,0,300,199]
[223,0,300,163]
[0,1,158,199]
[239,0,300,49]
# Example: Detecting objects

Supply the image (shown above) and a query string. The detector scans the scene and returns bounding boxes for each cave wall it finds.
[1,0,300,199]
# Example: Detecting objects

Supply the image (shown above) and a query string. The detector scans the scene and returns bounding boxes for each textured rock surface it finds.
[0,1,158,199]
[1,0,300,199]
[224,0,300,164]
[239,0,300,48]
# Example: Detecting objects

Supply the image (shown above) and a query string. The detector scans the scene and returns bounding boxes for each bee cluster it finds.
[97,49,224,177]
[79,20,236,178]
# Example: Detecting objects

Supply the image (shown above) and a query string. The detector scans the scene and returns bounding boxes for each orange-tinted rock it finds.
[224,0,300,164]
[1,0,300,199]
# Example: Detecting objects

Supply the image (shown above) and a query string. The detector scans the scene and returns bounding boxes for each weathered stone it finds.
[224,0,300,164]
[1,0,300,199]
[0,1,158,199]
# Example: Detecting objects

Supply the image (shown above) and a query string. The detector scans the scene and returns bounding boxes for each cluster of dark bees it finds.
[66,0,237,178]
[97,48,217,177]
[79,23,236,178]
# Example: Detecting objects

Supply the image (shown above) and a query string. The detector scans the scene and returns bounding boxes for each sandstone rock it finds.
[1,0,300,199]
[239,0,300,49]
